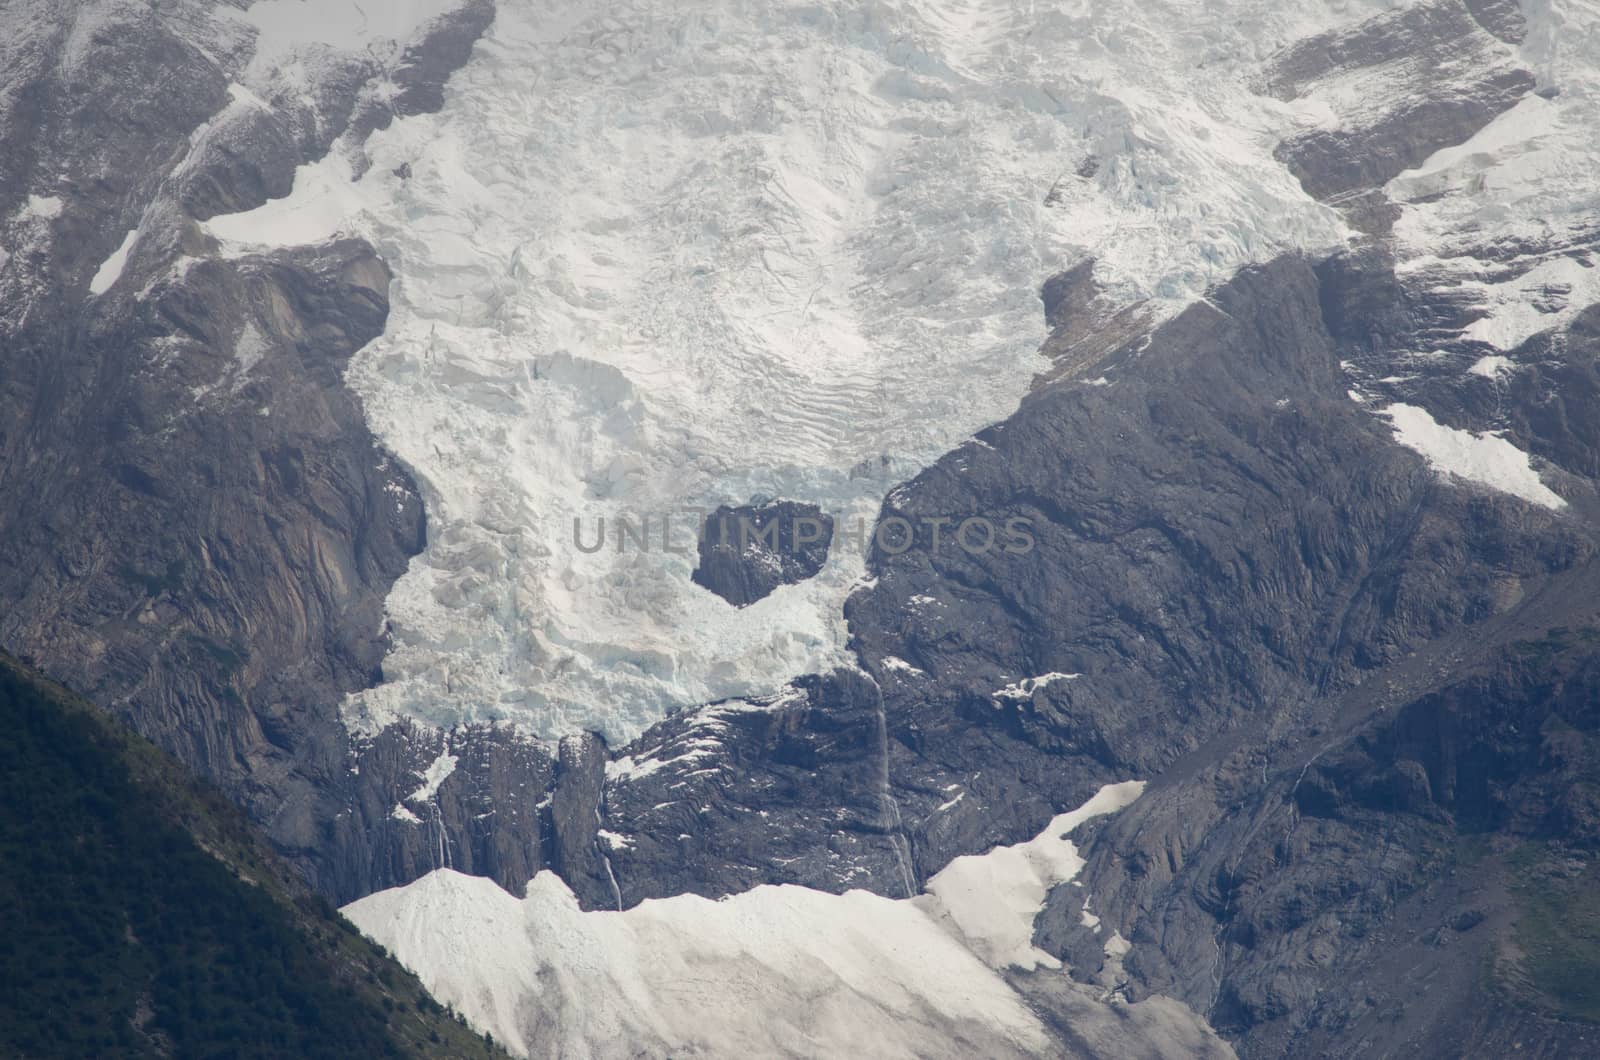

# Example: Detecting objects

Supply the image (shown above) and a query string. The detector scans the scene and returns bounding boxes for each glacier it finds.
[204,0,1374,742]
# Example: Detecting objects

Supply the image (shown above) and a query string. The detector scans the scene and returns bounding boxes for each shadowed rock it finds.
[691,500,834,607]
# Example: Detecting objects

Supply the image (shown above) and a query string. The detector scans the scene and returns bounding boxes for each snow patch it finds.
[89,228,137,295]
[596,829,634,851]
[408,751,458,803]
[232,322,269,383]
[21,194,61,220]
[881,656,926,677]
[209,152,364,247]
[347,871,1050,1059]
[239,0,459,75]
[916,780,1145,970]
[1380,403,1565,510]
[992,672,1079,701]
[1388,8,1600,352]
[1468,354,1514,379]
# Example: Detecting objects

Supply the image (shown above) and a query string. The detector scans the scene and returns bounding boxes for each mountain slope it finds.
[4,0,1600,1056]
[0,0,551,905]
[343,781,1238,1060]
[0,652,508,1059]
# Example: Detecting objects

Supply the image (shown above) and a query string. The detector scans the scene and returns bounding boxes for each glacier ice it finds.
[238,0,464,75]
[205,0,1365,741]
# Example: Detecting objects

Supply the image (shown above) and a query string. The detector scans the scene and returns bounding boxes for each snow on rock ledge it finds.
[917,779,1143,970]
[1381,402,1566,510]
[89,228,136,295]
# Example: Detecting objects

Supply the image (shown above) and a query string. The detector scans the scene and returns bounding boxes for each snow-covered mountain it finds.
[6,0,1600,1056]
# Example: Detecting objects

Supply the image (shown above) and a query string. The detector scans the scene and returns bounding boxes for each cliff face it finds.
[1063,635,1600,1059]
[0,0,555,902]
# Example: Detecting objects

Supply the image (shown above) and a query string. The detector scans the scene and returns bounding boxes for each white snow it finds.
[1380,403,1566,510]
[881,656,926,677]
[603,755,653,783]
[1387,2,1600,353]
[21,194,61,220]
[596,829,634,851]
[916,779,1144,970]
[89,228,137,295]
[243,0,458,52]
[1459,253,1600,352]
[603,692,791,784]
[391,803,423,824]
[408,751,458,803]
[238,0,460,82]
[343,781,1148,1059]
[204,0,1366,742]
[232,321,269,381]
[1468,354,1514,379]
[211,151,369,247]
[348,870,1051,1059]
[992,672,1079,701]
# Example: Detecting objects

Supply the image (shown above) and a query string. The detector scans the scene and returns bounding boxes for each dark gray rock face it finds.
[593,4,1600,1035]
[1266,0,1533,201]
[691,500,834,607]
[325,720,553,900]
[389,0,497,118]
[597,671,916,907]
[0,0,553,905]
[1058,619,1600,1059]
[547,732,618,907]
[1276,68,1534,203]
[1036,265,1600,1055]
[1009,3,1600,1053]
[584,12,1600,1056]
[848,250,1588,867]
[0,173,429,877]
[597,247,1592,917]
